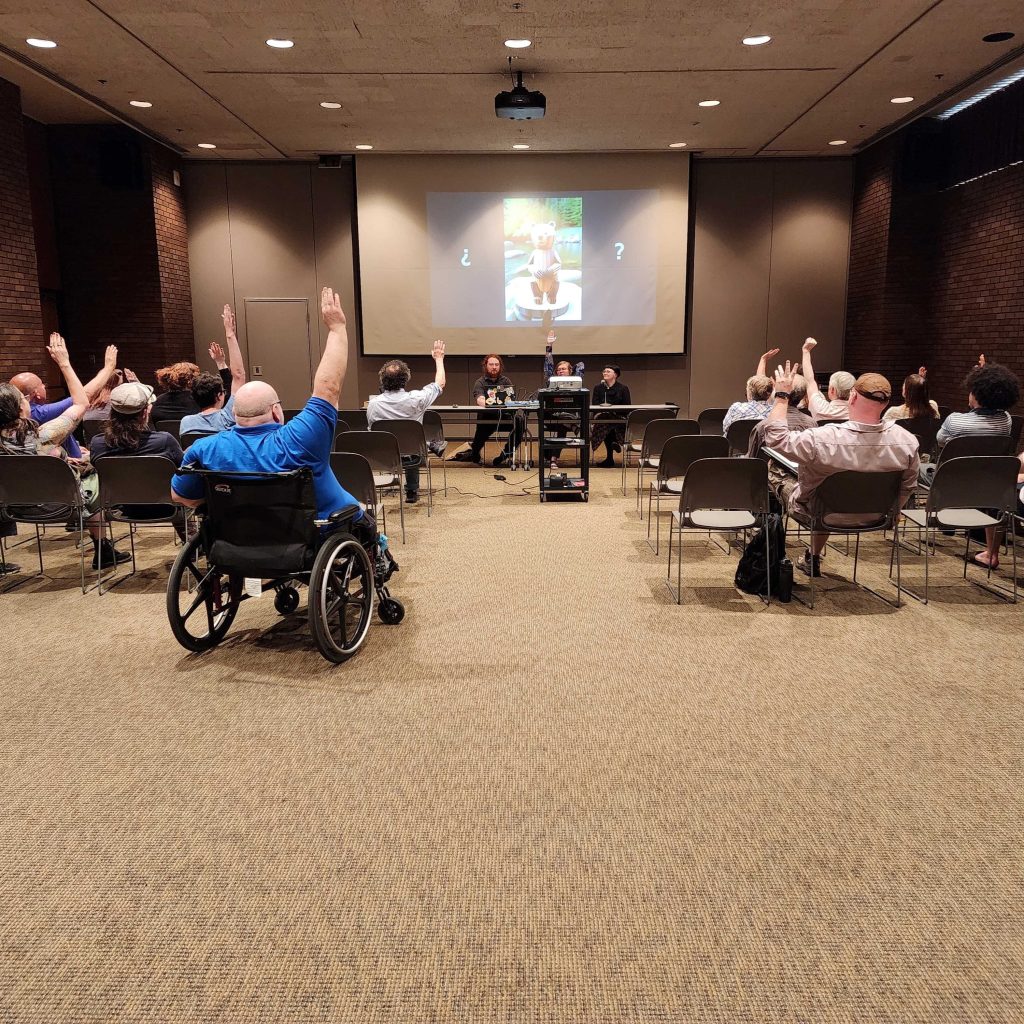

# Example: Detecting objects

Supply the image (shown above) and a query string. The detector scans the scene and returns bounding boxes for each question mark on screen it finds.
[614,242,625,261]
[461,248,472,267]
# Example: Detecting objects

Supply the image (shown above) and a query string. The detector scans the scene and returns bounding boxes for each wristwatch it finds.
[774,391,791,400]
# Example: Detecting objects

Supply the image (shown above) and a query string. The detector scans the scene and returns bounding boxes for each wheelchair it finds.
[166,468,403,664]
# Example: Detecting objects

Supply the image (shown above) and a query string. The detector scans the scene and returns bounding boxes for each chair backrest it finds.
[681,457,769,515]
[193,468,319,576]
[658,435,729,483]
[339,409,369,432]
[82,419,108,444]
[282,409,303,423]
[0,455,83,511]
[180,430,207,450]
[624,407,676,445]
[928,456,1019,515]
[1010,414,1023,453]
[725,418,762,455]
[333,419,350,437]
[937,405,953,422]
[697,408,728,436]
[422,410,446,445]
[936,433,1011,464]
[333,430,402,475]
[155,419,181,442]
[371,418,427,459]
[330,452,377,514]
[640,418,699,460]
[96,455,178,512]
[814,470,903,530]
[896,416,940,457]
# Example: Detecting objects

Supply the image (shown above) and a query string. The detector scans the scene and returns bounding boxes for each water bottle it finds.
[378,534,389,553]
[777,558,793,603]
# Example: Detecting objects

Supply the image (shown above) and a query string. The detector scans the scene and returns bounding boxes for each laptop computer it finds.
[486,385,515,406]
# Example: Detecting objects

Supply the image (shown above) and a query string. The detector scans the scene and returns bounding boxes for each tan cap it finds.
[109,381,155,414]
[854,373,891,403]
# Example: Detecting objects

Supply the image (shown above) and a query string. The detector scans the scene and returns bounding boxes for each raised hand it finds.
[918,365,927,378]
[208,341,226,368]
[977,353,986,368]
[802,337,817,353]
[47,332,70,368]
[762,347,780,362]
[431,338,446,361]
[124,367,139,383]
[321,286,345,329]
[221,303,236,338]
[774,360,797,393]
[546,330,556,349]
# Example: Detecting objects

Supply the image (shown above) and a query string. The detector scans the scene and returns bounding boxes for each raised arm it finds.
[801,337,821,400]
[756,347,780,378]
[543,330,555,379]
[47,333,90,413]
[432,339,446,391]
[79,343,119,401]
[221,303,246,395]
[312,287,350,408]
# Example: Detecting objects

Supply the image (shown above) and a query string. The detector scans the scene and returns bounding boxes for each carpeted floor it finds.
[1,463,1021,1023]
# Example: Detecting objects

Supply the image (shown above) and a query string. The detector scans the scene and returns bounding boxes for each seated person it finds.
[747,373,813,458]
[83,369,124,422]
[151,361,203,424]
[933,356,1019,569]
[763,363,919,578]
[172,288,380,554]
[366,338,446,503]
[0,335,127,569]
[591,364,631,467]
[723,374,774,434]
[801,337,854,422]
[179,305,247,437]
[883,367,940,422]
[452,354,526,468]
[543,330,585,469]
[11,339,120,459]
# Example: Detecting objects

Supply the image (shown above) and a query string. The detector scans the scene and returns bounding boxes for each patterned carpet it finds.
[1,463,1021,1022]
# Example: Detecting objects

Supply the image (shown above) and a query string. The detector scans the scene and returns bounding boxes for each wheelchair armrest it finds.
[317,505,359,530]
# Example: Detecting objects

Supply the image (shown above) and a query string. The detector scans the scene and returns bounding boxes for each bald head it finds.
[10,372,44,402]
[233,381,282,425]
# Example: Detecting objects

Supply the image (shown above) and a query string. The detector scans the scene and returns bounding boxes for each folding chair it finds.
[94,455,184,593]
[333,430,406,542]
[697,408,728,436]
[895,416,940,462]
[667,457,771,604]
[725,418,762,457]
[894,455,1018,604]
[422,411,448,496]
[339,409,369,432]
[155,419,182,442]
[330,451,384,524]
[646,435,729,553]
[372,419,434,516]
[82,419,108,445]
[620,408,677,494]
[635,419,700,516]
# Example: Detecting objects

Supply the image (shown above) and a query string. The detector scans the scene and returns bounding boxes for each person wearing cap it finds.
[10,337,121,460]
[87,382,184,465]
[178,304,247,439]
[800,337,854,422]
[0,334,128,570]
[591,363,631,467]
[763,362,920,578]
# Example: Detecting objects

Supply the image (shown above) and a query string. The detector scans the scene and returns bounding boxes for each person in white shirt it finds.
[366,339,446,503]
[801,337,854,422]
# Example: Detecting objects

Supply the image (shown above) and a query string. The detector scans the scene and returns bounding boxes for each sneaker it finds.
[492,453,511,468]
[92,543,131,571]
[405,492,419,504]
[796,550,822,578]
[427,439,448,457]
[451,448,480,463]
[0,561,20,575]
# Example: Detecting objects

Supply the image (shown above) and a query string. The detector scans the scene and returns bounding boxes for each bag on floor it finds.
[734,514,786,596]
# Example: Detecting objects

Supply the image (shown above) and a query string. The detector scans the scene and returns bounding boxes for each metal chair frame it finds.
[620,408,678,495]
[371,419,434,516]
[333,430,406,543]
[635,419,700,517]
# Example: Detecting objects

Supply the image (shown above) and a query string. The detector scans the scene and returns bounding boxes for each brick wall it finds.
[845,93,1024,413]
[151,145,194,369]
[0,79,44,382]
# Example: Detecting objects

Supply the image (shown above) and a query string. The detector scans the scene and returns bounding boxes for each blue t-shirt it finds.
[171,396,361,521]
[179,396,236,437]
[31,397,83,458]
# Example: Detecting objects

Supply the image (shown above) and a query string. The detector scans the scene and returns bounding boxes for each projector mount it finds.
[495,56,546,119]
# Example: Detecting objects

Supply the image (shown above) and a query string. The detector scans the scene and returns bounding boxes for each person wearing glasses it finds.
[171,288,369,544]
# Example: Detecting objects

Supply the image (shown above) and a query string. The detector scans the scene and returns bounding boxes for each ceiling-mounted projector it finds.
[495,69,546,119]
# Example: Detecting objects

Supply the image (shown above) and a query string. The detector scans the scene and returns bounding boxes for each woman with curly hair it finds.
[150,361,202,424]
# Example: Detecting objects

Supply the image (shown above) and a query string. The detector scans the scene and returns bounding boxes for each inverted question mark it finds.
[614,242,625,260]
[461,247,472,267]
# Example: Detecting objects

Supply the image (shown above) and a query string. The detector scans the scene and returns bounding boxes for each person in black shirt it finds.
[591,364,631,466]
[452,354,526,467]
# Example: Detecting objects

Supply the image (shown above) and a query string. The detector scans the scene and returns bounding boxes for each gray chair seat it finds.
[372,471,399,487]
[902,507,1000,530]
[678,509,757,530]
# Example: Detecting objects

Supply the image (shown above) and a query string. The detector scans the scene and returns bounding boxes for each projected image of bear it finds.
[504,197,582,322]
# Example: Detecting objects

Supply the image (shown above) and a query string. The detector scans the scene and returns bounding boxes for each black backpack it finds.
[734,514,786,596]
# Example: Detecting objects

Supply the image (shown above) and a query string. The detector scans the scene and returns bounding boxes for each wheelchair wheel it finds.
[166,532,241,652]
[308,531,374,663]
[274,585,301,615]
[378,597,405,625]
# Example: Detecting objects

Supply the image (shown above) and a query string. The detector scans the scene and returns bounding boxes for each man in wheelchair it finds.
[168,287,401,662]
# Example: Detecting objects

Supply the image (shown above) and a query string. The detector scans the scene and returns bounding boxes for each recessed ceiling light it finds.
[742,35,772,46]
[698,99,720,107]
[512,143,530,150]
[266,38,294,48]
[129,100,152,108]
[982,31,1015,43]
[668,142,687,148]
[890,96,914,104]
[319,101,342,109]
[355,144,373,150]
[26,38,57,48]
[504,39,531,48]
[828,140,847,146]
[197,143,217,149]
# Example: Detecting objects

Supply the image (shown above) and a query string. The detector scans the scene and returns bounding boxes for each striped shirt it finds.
[935,408,1011,447]
[722,399,773,434]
